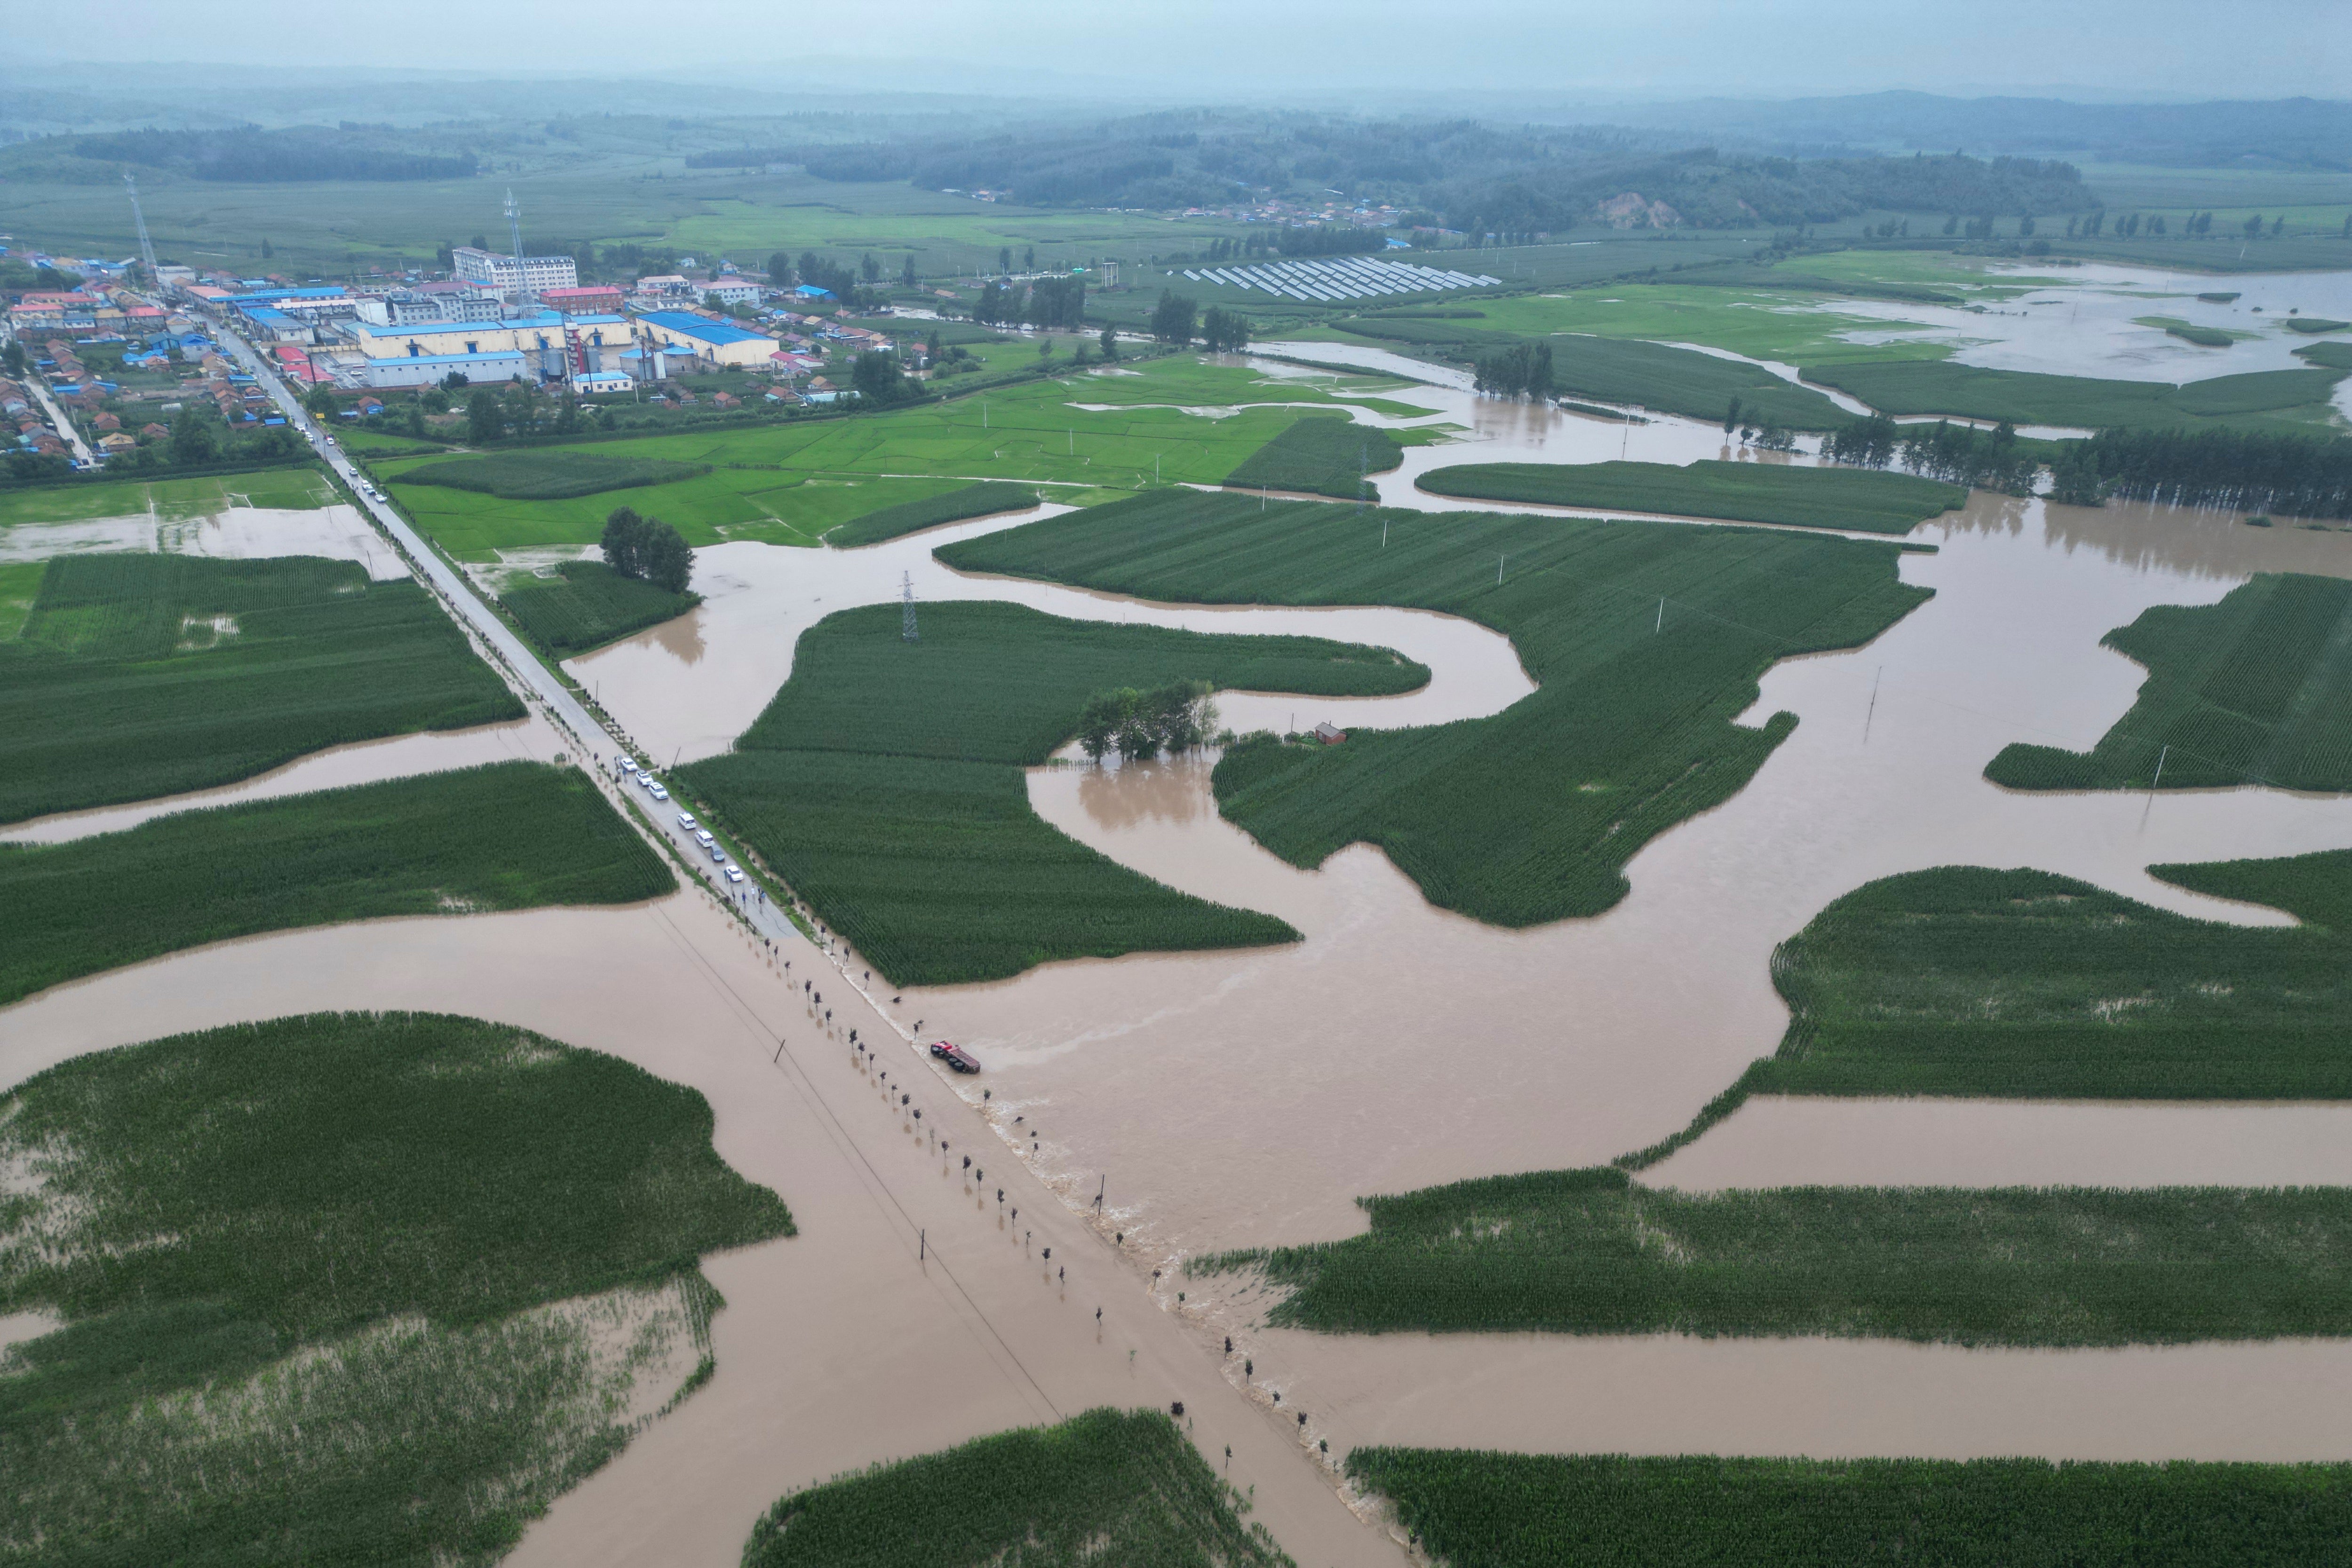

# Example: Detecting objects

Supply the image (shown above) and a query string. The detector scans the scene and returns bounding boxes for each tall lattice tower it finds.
[124,173,160,283]
[901,572,919,641]
[504,189,533,310]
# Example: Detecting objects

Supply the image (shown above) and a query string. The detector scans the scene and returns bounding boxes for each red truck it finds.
[929,1040,980,1075]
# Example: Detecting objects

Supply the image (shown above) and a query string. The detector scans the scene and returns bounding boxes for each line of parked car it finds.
[617,756,745,883]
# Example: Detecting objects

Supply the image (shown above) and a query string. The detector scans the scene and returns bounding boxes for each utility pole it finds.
[901,571,919,641]
[124,173,160,285]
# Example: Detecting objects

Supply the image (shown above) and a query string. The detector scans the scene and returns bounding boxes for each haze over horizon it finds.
[8,0,2348,101]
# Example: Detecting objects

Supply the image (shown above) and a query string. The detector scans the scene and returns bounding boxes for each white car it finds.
[723,866,746,883]
[677,812,698,830]
[619,758,639,774]
[649,784,670,802]
[694,830,715,847]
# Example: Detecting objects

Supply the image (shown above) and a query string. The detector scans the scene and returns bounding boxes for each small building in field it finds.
[1312,722,1347,745]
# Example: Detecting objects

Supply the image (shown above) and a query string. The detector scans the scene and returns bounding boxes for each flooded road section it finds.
[0,891,1402,1568]
[0,503,408,580]
[1,715,568,846]
[569,514,1536,767]
[906,491,2352,1259]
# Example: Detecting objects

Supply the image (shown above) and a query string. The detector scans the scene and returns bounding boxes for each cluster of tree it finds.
[464,379,584,444]
[70,128,477,183]
[2067,427,2352,518]
[0,258,82,294]
[600,507,695,595]
[1274,226,1388,256]
[1197,307,1251,353]
[1825,412,2037,495]
[788,251,867,303]
[1149,291,1198,345]
[1719,398,1798,452]
[975,275,1087,329]
[1473,342,1554,399]
[849,350,914,406]
[1075,681,1217,762]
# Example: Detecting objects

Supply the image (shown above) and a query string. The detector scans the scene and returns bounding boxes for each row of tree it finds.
[1823,413,2039,496]
[1473,342,1554,399]
[1076,681,1218,762]
[600,507,695,595]
[974,275,1087,328]
[2071,427,2352,518]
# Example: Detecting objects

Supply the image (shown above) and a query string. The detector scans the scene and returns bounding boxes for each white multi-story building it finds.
[449,247,579,296]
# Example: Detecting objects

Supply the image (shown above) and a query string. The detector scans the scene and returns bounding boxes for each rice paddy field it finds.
[501,559,700,655]
[938,490,1930,926]
[0,761,673,1004]
[739,1408,1289,1568]
[0,553,523,824]
[1214,1166,2352,1345]
[1986,572,2352,792]
[374,356,1431,560]
[0,1010,792,1568]
[1345,1449,2352,1568]
[1746,857,2352,1102]
[1416,459,1966,533]
[677,600,1426,985]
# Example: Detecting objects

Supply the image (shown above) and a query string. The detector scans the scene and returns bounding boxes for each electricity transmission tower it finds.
[504,189,533,310]
[124,174,160,282]
[901,572,919,641]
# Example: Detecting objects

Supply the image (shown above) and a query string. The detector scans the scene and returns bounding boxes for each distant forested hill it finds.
[31,127,479,183]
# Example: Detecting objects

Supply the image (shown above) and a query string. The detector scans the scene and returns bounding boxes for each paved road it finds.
[220,326,824,970]
[21,370,96,464]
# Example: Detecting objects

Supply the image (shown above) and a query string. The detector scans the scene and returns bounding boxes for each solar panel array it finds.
[1176,255,1502,302]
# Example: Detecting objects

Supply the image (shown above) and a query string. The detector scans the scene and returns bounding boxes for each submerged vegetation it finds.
[0,553,521,825]
[1346,1449,2352,1568]
[1213,1165,2352,1344]
[1417,459,1965,533]
[0,1011,793,1567]
[678,600,1425,985]
[1803,359,2350,434]
[1223,416,1402,501]
[0,762,673,1004]
[940,491,1929,926]
[825,481,1040,546]
[1986,572,2352,791]
[740,1408,1289,1568]
[501,559,701,655]
[1747,857,2352,1101]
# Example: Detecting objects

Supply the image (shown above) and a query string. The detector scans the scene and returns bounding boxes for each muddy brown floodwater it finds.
[0,504,409,580]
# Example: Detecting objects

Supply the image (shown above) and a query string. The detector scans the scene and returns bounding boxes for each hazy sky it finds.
[13,0,2347,100]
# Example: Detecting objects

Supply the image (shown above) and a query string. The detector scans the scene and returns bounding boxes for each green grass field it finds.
[378,356,1412,560]
[1346,1449,2352,1568]
[1464,284,1954,368]
[824,480,1040,546]
[501,559,701,655]
[679,600,1426,985]
[939,491,1929,927]
[1986,573,2352,792]
[0,762,673,1004]
[1804,358,2351,433]
[1224,416,1403,500]
[1417,459,1966,533]
[402,450,712,501]
[741,1408,1289,1568]
[1212,1165,2352,1345]
[0,468,336,526]
[1738,858,2352,1102]
[1,553,523,825]
[0,1010,791,1568]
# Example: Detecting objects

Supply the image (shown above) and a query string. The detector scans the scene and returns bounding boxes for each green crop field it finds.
[2297,341,2352,371]
[1986,573,2352,792]
[377,355,1414,560]
[1728,858,2352,1103]
[2287,318,2352,334]
[0,560,42,639]
[1224,416,1403,500]
[741,1408,1289,1568]
[0,553,522,825]
[1803,359,2351,433]
[1210,1165,2352,1345]
[1417,459,1966,533]
[1463,285,1955,368]
[0,468,337,527]
[501,559,701,655]
[401,450,712,501]
[0,1010,791,1568]
[824,480,1040,546]
[0,762,673,1004]
[679,601,1426,985]
[2137,316,2245,348]
[939,491,1929,927]
[336,427,452,458]
[1346,1449,2352,1568]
